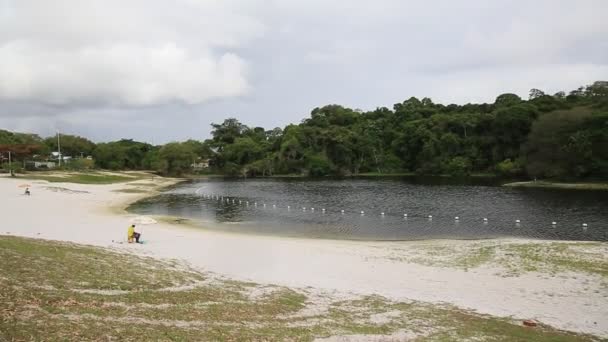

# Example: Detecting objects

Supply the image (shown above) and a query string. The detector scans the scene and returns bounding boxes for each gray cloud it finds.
[0,0,607,142]
[0,0,262,106]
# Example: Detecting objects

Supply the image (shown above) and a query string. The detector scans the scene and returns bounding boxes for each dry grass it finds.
[0,236,598,341]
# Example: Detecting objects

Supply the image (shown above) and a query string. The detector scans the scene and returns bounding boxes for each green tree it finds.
[157,142,197,176]
[44,134,96,158]
[494,93,522,107]
[210,118,248,148]
[524,108,597,178]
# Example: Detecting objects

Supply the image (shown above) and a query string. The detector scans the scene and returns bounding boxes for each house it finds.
[50,152,72,163]
[25,161,56,170]
[191,159,210,170]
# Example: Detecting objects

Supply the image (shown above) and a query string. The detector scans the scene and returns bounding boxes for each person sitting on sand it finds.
[127,224,141,243]
[24,187,30,196]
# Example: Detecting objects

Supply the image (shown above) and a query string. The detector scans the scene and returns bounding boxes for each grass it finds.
[0,236,599,341]
[499,242,608,277]
[354,172,417,177]
[18,172,141,184]
[392,240,608,279]
[503,181,608,191]
[112,188,149,193]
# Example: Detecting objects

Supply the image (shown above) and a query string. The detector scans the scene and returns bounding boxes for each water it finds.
[128,177,608,241]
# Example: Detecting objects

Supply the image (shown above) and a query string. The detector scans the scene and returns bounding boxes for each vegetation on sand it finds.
[0,236,598,341]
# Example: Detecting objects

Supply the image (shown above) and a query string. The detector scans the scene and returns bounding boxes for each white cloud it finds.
[0,41,248,105]
[0,0,262,106]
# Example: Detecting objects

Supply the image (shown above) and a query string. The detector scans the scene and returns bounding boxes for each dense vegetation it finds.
[1,82,607,179]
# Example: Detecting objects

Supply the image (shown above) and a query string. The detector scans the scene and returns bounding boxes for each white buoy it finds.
[515,219,520,223]
[551,221,557,225]
[287,205,290,209]
[341,210,345,214]
[311,208,315,211]
[483,218,488,222]
[403,213,408,217]
[381,212,385,216]
[239,200,242,204]
[322,208,326,212]
[273,204,276,208]
[246,201,249,205]
[361,211,365,215]
[428,215,433,219]
[254,202,257,206]
[303,207,306,211]
[582,223,588,227]
[455,216,459,220]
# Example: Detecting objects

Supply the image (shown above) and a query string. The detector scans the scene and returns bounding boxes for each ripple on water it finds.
[128,178,608,241]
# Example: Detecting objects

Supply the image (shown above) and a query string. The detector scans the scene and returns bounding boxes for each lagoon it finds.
[129,177,608,241]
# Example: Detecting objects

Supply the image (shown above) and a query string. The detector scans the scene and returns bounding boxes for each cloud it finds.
[1,0,607,142]
[0,0,262,106]
[0,42,248,106]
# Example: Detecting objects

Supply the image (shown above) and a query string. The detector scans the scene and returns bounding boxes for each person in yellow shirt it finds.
[127,224,141,243]
[127,224,135,243]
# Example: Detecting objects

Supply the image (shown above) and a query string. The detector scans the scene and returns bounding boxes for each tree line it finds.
[1,81,607,179]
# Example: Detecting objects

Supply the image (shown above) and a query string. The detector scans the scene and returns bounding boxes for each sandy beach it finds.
[1,175,606,338]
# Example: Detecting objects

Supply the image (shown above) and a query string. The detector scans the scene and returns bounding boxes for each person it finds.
[127,224,141,243]
[24,187,30,196]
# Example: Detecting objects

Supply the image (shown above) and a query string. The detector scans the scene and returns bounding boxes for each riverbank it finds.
[504,180,608,191]
[1,174,607,338]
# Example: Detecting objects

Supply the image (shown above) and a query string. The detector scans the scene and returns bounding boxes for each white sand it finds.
[1,176,606,337]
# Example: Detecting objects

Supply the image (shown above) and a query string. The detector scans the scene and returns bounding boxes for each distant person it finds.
[24,187,30,196]
[127,224,141,243]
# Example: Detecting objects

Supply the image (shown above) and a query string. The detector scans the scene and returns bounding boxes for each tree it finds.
[222,137,264,167]
[210,118,248,148]
[3,82,606,181]
[529,88,546,100]
[44,134,96,158]
[92,139,152,169]
[157,142,197,176]
[524,108,596,178]
[492,104,538,162]
[494,93,522,107]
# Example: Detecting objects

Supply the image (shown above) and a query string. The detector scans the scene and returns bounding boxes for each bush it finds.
[496,159,523,176]
[306,153,332,177]
[444,157,472,176]
[64,159,95,170]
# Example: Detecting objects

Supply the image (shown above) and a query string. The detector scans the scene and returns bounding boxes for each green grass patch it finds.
[499,242,608,277]
[504,181,608,191]
[112,188,149,193]
[0,236,598,341]
[394,241,607,279]
[355,172,417,177]
[20,172,138,184]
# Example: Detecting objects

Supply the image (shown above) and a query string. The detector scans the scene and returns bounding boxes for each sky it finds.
[1,0,607,143]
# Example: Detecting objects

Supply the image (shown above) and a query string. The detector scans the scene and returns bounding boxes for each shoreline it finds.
[1,174,607,337]
[504,180,608,191]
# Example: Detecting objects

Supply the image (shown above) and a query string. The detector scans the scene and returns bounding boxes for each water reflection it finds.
[129,178,608,241]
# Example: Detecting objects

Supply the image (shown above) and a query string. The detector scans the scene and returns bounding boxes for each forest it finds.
[1,81,607,180]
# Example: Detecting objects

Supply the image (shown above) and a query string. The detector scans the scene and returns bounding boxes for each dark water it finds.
[128,177,608,241]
